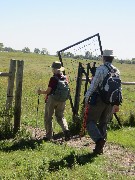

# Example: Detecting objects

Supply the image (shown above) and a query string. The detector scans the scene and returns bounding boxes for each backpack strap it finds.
[51,76,59,95]
[54,75,66,81]
[104,64,119,76]
[104,64,113,72]
[98,64,112,91]
[54,75,59,81]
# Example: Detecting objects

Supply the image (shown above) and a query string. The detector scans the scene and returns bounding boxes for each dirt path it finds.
[67,136,135,176]
[28,127,135,177]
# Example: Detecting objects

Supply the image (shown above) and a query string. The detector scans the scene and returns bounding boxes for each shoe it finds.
[93,148,103,155]
[93,138,106,155]
[64,130,71,141]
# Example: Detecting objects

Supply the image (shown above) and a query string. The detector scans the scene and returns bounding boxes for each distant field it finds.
[0,52,135,130]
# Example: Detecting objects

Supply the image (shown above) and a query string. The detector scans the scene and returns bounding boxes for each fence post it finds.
[84,63,90,96]
[6,59,16,119]
[14,60,24,133]
[74,62,83,116]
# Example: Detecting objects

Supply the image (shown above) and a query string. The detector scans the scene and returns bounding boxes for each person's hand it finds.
[112,105,119,113]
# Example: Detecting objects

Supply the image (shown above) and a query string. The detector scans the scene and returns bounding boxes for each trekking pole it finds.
[36,94,40,127]
[114,113,122,127]
[35,89,40,138]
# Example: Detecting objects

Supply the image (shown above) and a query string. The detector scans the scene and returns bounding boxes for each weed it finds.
[0,106,14,139]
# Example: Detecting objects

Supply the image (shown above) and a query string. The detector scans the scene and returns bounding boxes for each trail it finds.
[28,126,135,177]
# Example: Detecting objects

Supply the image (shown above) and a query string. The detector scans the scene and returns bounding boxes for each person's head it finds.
[102,50,115,63]
[51,61,65,74]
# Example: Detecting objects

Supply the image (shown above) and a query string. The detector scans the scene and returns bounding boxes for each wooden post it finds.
[121,82,135,85]
[74,62,83,116]
[14,60,24,133]
[84,63,90,96]
[6,59,16,114]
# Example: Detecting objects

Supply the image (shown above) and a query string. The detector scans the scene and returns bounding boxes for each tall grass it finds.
[0,52,135,132]
[0,52,135,179]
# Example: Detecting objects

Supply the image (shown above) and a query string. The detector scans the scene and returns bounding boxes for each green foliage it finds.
[22,47,30,53]
[68,115,82,135]
[0,106,14,140]
[123,111,135,127]
[68,103,85,136]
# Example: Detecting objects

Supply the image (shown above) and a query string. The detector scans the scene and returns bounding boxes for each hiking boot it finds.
[64,130,71,141]
[93,148,103,155]
[93,138,106,155]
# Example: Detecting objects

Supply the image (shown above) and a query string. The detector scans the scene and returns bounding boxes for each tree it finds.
[4,47,14,52]
[65,52,74,58]
[85,51,92,59]
[41,48,49,55]
[0,43,4,51]
[34,48,40,54]
[22,47,30,53]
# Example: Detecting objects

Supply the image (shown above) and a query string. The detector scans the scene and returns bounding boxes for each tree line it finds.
[0,42,135,64]
[0,43,49,55]
[58,51,135,64]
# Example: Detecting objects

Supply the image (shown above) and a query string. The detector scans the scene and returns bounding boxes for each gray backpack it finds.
[52,76,70,102]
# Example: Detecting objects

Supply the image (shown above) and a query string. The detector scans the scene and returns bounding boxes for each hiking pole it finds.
[114,113,122,127]
[35,90,40,138]
[36,94,40,127]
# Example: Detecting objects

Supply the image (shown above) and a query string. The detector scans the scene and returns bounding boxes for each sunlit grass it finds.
[0,52,135,179]
[108,127,135,150]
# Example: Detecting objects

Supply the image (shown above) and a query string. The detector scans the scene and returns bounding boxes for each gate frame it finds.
[57,33,103,115]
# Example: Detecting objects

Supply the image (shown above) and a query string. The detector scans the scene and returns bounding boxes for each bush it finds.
[0,106,14,139]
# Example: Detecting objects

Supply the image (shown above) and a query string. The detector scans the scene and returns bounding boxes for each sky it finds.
[0,0,135,59]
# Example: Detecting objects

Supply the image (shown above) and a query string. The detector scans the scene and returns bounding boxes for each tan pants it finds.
[44,95,69,139]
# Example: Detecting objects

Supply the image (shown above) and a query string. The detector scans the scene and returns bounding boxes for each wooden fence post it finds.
[74,62,83,116]
[84,63,90,96]
[14,60,24,133]
[6,59,16,118]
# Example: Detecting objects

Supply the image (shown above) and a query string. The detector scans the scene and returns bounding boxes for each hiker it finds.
[37,61,70,141]
[85,49,122,154]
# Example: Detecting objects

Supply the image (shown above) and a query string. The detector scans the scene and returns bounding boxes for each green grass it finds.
[0,52,135,179]
[0,52,135,128]
[0,136,134,179]
[108,127,135,150]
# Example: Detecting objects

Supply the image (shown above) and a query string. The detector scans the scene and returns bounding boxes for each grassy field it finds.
[0,52,135,179]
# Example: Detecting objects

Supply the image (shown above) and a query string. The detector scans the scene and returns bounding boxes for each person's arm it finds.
[85,67,103,104]
[37,87,52,95]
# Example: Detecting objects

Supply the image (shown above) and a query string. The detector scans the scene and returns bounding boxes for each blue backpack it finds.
[99,65,122,106]
[52,76,70,102]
